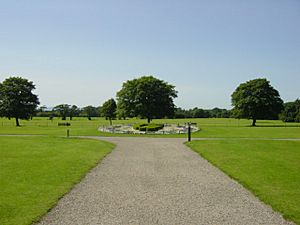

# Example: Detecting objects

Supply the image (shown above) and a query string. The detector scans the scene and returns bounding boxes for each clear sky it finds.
[0,0,299,109]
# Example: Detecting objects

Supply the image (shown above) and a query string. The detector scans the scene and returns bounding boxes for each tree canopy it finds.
[53,104,70,120]
[0,77,39,126]
[174,107,231,119]
[69,105,80,120]
[101,98,117,125]
[231,78,283,126]
[116,76,178,123]
[280,99,300,122]
[81,105,100,119]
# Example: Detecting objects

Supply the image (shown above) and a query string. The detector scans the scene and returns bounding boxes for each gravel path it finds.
[37,137,293,225]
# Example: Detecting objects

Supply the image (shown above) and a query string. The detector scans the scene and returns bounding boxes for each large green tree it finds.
[117,76,178,123]
[101,98,117,125]
[231,78,283,126]
[0,77,39,126]
[280,99,300,122]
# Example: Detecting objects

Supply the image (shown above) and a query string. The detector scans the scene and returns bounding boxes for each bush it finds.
[133,123,148,130]
[133,123,164,132]
[139,126,147,131]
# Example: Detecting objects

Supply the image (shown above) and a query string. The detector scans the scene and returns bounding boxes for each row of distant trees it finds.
[0,76,299,126]
[174,101,300,122]
[37,106,231,119]
[37,105,101,119]
[37,99,117,125]
[174,107,231,118]
[37,101,300,123]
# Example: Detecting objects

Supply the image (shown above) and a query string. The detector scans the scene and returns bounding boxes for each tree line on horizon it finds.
[36,105,231,119]
[36,100,300,123]
[35,100,118,125]
[0,76,299,126]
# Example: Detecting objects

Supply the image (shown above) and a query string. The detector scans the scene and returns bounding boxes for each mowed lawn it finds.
[0,117,299,138]
[187,140,300,224]
[1,118,299,224]
[0,136,115,225]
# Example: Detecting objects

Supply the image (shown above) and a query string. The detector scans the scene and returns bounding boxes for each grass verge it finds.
[186,140,300,225]
[0,136,115,225]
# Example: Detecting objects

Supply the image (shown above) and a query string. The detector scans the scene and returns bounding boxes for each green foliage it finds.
[146,124,164,131]
[69,105,80,120]
[53,104,70,120]
[187,140,300,224]
[280,99,300,122]
[101,98,117,125]
[133,123,164,131]
[52,105,81,120]
[36,108,57,118]
[116,106,127,120]
[231,78,283,126]
[81,105,100,118]
[116,76,177,123]
[0,77,39,126]
[133,123,148,130]
[175,107,230,118]
[0,136,115,225]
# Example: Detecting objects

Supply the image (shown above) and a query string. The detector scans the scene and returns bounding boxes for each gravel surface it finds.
[37,137,294,225]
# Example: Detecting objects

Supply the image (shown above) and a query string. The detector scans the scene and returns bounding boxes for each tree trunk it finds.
[109,118,112,126]
[15,117,20,127]
[147,118,151,123]
[252,118,256,126]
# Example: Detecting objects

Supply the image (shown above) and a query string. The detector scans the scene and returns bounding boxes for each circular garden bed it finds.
[99,123,199,134]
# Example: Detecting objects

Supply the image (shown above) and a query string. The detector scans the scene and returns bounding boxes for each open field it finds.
[1,117,299,224]
[187,140,300,224]
[0,117,299,138]
[0,136,115,225]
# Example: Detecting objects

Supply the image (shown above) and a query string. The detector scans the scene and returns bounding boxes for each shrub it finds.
[133,123,164,131]
[133,123,147,130]
[139,126,147,131]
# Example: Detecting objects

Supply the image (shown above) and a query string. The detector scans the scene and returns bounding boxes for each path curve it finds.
[37,137,294,225]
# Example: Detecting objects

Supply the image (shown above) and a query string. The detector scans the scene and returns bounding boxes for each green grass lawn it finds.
[186,140,300,224]
[0,117,299,138]
[1,117,299,224]
[0,136,115,225]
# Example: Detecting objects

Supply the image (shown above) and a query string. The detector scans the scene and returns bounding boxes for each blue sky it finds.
[0,0,299,109]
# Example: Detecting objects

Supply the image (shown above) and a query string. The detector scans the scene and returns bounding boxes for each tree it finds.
[53,104,70,120]
[116,105,127,120]
[193,108,210,118]
[101,98,117,125]
[280,99,300,122]
[81,105,100,119]
[0,77,39,126]
[117,76,178,123]
[174,107,187,118]
[231,78,283,126]
[69,105,80,120]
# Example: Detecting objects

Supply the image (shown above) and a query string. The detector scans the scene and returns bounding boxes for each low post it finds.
[188,122,191,142]
[67,129,69,138]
